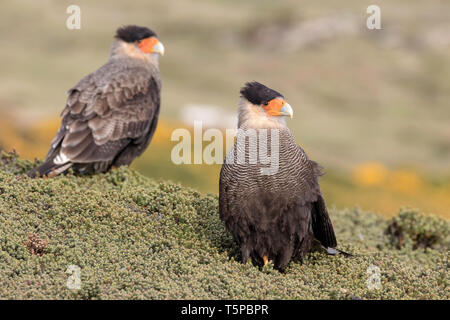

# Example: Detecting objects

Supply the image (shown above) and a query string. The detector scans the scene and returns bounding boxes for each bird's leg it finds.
[263,255,269,266]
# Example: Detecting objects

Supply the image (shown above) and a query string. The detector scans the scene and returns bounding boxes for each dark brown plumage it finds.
[219,82,338,270]
[28,25,164,177]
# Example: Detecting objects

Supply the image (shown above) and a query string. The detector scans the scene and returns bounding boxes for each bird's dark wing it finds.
[270,145,338,250]
[302,159,337,248]
[311,193,337,248]
[45,65,160,173]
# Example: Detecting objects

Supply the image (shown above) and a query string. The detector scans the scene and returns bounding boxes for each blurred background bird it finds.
[27,25,164,177]
[0,0,449,218]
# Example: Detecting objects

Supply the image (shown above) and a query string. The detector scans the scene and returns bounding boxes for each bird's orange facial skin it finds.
[262,98,286,116]
[137,37,159,53]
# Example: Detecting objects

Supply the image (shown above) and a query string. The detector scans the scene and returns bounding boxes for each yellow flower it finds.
[353,162,388,187]
[387,170,422,194]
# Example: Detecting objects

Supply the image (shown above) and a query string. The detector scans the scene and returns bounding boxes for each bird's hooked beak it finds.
[152,41,165,56]
[280,102,293,118]
[138,37,165,56]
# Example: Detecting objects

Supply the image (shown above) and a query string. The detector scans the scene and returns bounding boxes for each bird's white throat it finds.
[238,98,287,129]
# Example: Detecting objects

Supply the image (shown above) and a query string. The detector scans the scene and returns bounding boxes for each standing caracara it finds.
[219,82,340,270]
[27,25,164,177]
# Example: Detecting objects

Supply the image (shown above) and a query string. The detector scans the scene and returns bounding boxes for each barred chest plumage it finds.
[222,126,318,199]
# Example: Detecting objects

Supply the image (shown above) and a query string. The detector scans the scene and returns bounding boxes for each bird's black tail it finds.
[27,160,72,178]
[324,246,353,257]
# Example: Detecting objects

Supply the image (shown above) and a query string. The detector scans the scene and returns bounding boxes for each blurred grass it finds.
[0,154,448,299]
[0,1,449,218]
[1,0,449,169]
[0,116,449,219]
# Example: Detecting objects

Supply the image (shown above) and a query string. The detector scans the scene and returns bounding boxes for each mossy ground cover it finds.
[0,152,448,299]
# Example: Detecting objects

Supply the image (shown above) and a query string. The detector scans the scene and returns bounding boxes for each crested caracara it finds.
[219,82,342,270]
[27,25,164,177]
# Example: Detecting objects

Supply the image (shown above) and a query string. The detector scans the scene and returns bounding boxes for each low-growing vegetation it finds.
[0,152,448,299]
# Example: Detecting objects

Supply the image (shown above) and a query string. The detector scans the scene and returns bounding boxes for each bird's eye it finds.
[263,102,268,106]
[137,39,142,44]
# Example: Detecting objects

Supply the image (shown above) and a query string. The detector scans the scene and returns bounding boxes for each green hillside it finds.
[0,152,448,299]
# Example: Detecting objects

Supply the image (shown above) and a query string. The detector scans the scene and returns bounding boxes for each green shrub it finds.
[385,209,449,250]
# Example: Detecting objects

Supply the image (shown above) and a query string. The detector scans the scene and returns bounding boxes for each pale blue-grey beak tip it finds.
[280,103,293,118]
[153,41,165,56]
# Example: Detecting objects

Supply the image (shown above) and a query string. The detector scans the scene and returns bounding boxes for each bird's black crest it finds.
[115,25,157,43]
[240,82,284,105]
